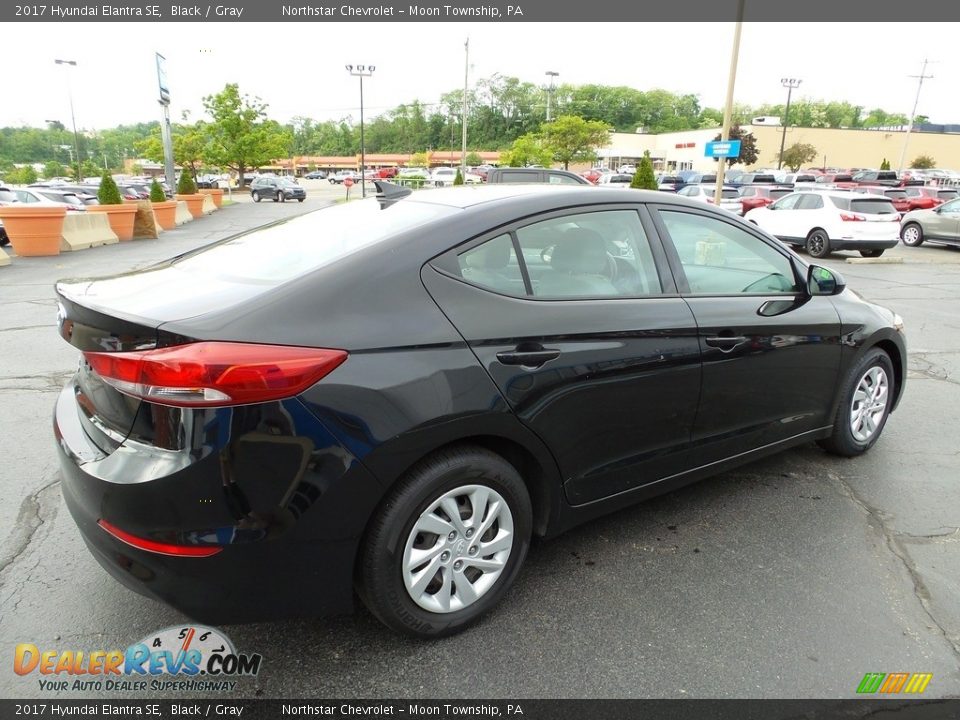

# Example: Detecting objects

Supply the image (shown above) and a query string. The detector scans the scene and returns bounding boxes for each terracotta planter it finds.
[86,204,139,242]
[176,194,206,219]
[199,188,225,208]
[0,205,67,256]
[151,200,178,230]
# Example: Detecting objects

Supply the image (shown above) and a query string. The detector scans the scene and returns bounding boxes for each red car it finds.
[858,186,912,214]
[902,185,959,211]
[377,167,399,179]
[738,185,793,215]
[580,168,606,184]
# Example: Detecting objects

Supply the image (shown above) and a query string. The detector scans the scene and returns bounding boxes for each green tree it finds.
[453,168,464,186]
[911,155,936,169]
[541,115,611,169]
[43,161,64,179]
[781,143,818,172]
[631,151,658,190]
[97,171,123,205]
[465,151,483,166]
[880,158,891,170]
[201,84,292,186]
[409,152,429,167]
[177,168,197,195]
[713,126,758,167]
[500,133,553,168]
[149,178,166,202]
[7,166,38,184]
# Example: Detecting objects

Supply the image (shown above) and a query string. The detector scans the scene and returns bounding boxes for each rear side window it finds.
[720,189,739,199]
[885,190,907,199]
[497,171,538,183]
[797,194,824,209]
[456,234,524,295]
[770,189,791,199]
[939,190,958,199]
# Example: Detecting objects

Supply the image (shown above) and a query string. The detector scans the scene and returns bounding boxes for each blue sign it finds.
[704,140,742,158]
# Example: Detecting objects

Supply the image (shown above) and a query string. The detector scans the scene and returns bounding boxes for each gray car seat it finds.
[536,229,619,297]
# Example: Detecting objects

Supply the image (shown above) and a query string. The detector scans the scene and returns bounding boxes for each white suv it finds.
[744,190,900,258]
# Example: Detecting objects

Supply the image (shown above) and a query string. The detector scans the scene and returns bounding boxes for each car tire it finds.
[277,192,285,203]
[358,445,532,638]
[818,347,895,458]
[860,249,884,258]
[805,228,831,258]
[297,198,304,203]
[901,223,924,247]
[252,191,260,202]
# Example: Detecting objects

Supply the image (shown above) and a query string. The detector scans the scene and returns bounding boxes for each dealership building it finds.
[595,124,960,173]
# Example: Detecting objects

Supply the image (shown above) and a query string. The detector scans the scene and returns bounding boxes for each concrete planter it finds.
[0,205,67,256]
[86,204,139,242]
[176,193,206,219]
[151,200,178,230]
[199,188,225,208]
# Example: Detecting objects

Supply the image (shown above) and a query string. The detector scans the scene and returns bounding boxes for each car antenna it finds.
[373,180,412,207]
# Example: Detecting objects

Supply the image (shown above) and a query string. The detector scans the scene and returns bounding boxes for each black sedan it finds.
[54,184,906,637]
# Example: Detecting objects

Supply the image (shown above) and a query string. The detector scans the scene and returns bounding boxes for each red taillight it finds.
[83,342,347,408]
[840,212,866,222]
[98,519,222,557]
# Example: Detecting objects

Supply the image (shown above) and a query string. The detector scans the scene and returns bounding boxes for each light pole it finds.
[777,77,802,170]
[54,59,82,181]
[346,64,375,198]
[545,71,559,121]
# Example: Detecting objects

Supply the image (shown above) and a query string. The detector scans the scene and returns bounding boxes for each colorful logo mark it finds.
[857,672,932,694]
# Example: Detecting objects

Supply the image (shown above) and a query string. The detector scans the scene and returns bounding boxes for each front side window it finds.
[659,210,800,295]
[770,193,802,211]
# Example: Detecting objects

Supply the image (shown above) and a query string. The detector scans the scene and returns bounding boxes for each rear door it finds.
[424,205,703,505]
[928,199,960,240]
[650,205,842,463]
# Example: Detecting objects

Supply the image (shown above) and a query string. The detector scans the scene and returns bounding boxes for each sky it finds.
[5,22,958,133]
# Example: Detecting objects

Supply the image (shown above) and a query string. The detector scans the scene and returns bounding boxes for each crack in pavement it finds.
[829,471,960,662]
[0,478,62,579]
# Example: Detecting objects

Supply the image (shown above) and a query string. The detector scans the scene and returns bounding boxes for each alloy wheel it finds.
[850,366,889,443]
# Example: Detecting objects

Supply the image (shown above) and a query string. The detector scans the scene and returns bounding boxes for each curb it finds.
[845,256,905,265]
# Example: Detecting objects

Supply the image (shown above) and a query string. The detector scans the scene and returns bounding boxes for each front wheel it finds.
[297,198,304,202]
[860,249,885,258]
[251,191,260,202]
[805,229,831,258]
[818,348,895,457]
[277,192,285,203]
[901,223,924,247]
[359,445,532,638]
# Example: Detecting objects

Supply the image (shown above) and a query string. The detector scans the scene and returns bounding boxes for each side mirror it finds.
[807,264,846,296]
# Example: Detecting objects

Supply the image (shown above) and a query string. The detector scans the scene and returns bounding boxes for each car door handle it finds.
[705,335,748,351]
[496,346,560,368]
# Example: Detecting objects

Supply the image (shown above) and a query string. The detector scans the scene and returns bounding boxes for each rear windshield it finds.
[172,198,456,283]
[720,189,739,199]
[939,190,959,199]
[830,196,898,215]
[769,189,791,199]
[884,190,907,199]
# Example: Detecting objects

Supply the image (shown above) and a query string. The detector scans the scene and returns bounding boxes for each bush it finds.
[911,155,936,170]
[880,158,891,170]
[176,169,197,195]
[97,171,123,205]
[630,151,658,190]
[453,168,464,186]
[149,178,166,202]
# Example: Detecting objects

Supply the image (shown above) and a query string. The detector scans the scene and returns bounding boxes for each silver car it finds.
[900,198,960,248]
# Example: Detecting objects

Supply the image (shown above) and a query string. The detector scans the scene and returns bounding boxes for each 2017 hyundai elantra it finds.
[54,183,906,637]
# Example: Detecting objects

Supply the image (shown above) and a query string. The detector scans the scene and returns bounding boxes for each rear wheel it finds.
[276,192,285,203]
[359,445,532,637]
[818,348,895,457]
[901,223,924,247]
[860,249,885,258]
[297,198,304,203]
[251,191,260,202]
[805,228,831,258]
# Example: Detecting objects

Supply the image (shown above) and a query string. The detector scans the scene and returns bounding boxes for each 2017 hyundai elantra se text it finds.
[54,184,906,637]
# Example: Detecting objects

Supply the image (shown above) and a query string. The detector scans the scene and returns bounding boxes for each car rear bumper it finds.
[828,238,900,251]
[54,380,383,624]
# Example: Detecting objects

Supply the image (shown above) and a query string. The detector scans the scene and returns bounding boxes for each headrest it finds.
[550,229,608,274]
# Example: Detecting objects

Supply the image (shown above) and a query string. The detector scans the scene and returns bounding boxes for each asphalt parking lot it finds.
[1,192,958,699]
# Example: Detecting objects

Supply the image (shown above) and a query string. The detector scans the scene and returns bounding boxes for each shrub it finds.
[631,151,658,190]
[176,169,197,195]
[97,171,123,205]
[149,178,166,202]
[453,168,464,186]
[911,155,936,170]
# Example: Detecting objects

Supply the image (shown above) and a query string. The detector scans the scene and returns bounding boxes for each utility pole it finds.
[714,0,745,205]
[461,38,469,177]
[777,78,802,170]
[54,59,82,181]
[898,58,934,175]
[545,71,559,121]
